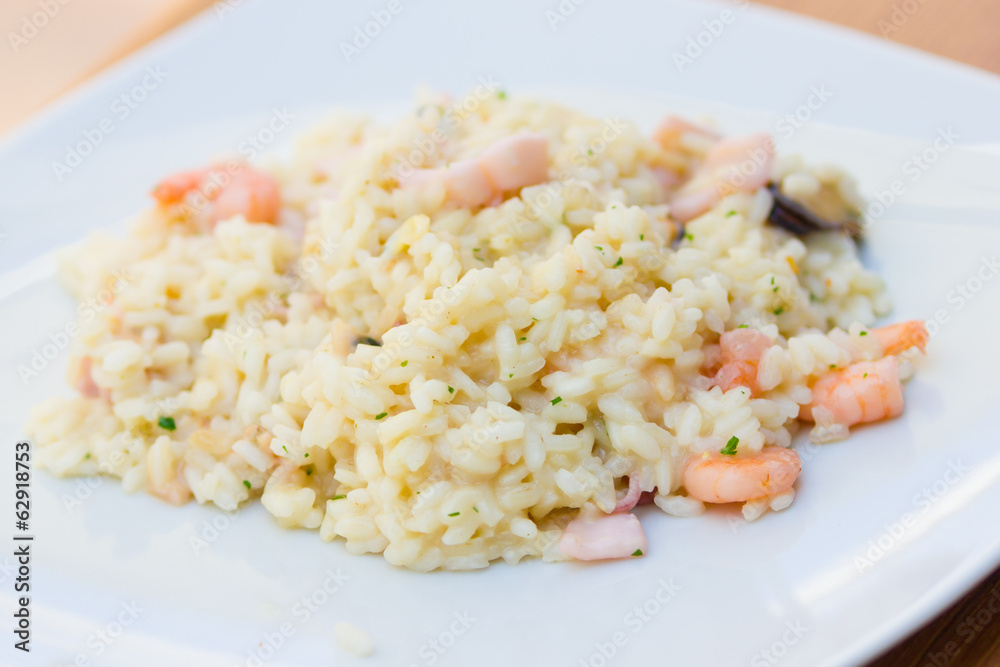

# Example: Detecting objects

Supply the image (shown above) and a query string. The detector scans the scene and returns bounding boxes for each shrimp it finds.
[152,163,281,225]
[400,159,493,209]
[714,361,759,395]
[149,477,192,506]
[612,476,643,513]
[872,320,928,357]
[653,114,719,151]
[69,356,101,398]
[803,356,904,426]
[683,446,801,504]
[713,328,772,395]
[398,132,549,208]
[720,328,771,364]
[670,133,775,223]
[559,513,647,561]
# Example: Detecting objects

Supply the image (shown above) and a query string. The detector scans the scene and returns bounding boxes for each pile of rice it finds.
[27,91,892,570]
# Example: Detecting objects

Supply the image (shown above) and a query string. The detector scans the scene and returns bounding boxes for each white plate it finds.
[3,2,1000,666]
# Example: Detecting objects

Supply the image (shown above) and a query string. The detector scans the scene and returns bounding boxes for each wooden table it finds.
[2,1,998,665]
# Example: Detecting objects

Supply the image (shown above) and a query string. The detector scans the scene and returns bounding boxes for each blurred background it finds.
[1,0,999,136]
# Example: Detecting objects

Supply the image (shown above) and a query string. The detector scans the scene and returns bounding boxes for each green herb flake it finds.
[863,372,869,378]
[157,416,176,431]
[282,445,288,453]
[595,245,603,251]
[243,480,251,489]
[519,337,527,342]
[303,452,309,458]
[531,317,539,322]
[773,307,785,316]
[737,324,749,328]
[614,257,624,267]
[859,331,868,336]
[631,549,643,557]
[721,435,740,456]
[306,468,313,476]
[447,386,455,394]
[551,396,563,405]
[726,210,737,217]
[497,90,507,100]
[401,360,408,367]
[587,148,593,156]
[473,506,479,513]
[640,234,644,240]
[332,495,346,500]
[508,373,514,379]
[448,511,460,517]
[829,364,836,369]
[684,232,694,241]
[84,453,91,459]
[375,412,388,420]
[771,276,775,285]
[773,286,779,293]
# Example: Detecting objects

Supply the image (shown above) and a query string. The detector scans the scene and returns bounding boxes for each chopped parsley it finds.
[684,232,694,241]
[243,480,252,489]
[726,210,737,217]
[473,506,479,513]
[859,331,868,336]
[497,90,507,99]
[472,247,481,252]
[375,412,388,420]
[303,452,309,458]
[84,453,91,459]
[737,324,749,329]
[447,386,455,394]
[771,276,775,285]
[631,549,643,557]
[863,372,868,378]
[282,445,288,453]
[401,360,408,367]
[305,467,313,476]
[508,373,514,379]
[448,511,460,517]
[519,337,527,342]
[157,416,176,431]
[773,286,779,292]
[332,495,346,500]
[773,307,785,316]
[587,148,593,156]
[829,364,836,369]
[531,317,539,322]
[639,234,644,240]
[614,257,624,267]
[595,245,603,251]
[721,435,740,456]
[551,396,563,405]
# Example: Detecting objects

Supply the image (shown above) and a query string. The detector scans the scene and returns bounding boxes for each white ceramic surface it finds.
[2,2,1000,666]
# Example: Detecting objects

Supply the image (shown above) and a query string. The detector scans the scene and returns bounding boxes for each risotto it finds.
[26,90,928,571]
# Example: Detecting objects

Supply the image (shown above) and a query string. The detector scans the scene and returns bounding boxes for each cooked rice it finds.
[26,91,897,571]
